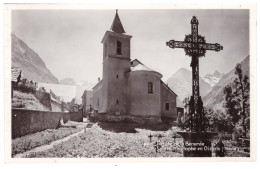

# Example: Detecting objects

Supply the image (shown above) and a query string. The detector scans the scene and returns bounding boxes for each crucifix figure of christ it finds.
[166,16,223,133]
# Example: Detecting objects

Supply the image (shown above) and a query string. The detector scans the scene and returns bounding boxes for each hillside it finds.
[203,55,249,110]
[11,33,59,83]
[166,68,212,102]
[12,91,49,111]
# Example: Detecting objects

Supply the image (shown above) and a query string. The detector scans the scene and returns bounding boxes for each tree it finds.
[223,85,240,126]
[205,108,232,132]
[223,63,250,135]
[234,64,250,131]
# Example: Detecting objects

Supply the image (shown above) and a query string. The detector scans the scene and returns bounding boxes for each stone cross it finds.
[148,133,153,143]
[166,16,223,132]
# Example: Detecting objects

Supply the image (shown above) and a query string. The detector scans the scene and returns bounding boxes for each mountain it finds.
[203,55,249,110]
[11,33,59,83]
[60,78,76,85]
[202,70,225,87]
[60,78,95,99]
[166,68,212,102]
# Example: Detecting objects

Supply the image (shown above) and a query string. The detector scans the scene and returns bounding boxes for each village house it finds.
[37,83,78,112]
[69,98,82,112]
[91,11,182,123]
[81,90,93,117]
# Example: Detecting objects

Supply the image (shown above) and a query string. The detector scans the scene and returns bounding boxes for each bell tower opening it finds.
[117,40,122,55]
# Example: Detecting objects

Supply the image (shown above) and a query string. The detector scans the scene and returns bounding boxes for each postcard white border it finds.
[3,3,257,163]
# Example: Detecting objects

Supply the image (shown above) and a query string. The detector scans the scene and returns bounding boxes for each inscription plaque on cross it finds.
[166,16,223,133]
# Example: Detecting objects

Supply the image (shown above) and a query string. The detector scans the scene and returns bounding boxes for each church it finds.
[92,11,179,123]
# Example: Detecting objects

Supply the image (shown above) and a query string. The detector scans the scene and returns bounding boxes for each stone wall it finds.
[70,111,83,122]
[12,108,62,138]
[12,108,82,139]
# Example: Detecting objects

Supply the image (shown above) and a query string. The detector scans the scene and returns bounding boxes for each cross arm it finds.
[166,40,192,49]
[199,43,223,52]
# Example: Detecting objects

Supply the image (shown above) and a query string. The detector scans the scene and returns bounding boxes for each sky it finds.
[11,9,249,83]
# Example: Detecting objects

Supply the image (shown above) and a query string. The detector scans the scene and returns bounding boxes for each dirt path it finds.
[14,129,87,158]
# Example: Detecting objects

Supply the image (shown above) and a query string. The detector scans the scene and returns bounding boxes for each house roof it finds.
[160,80,178,96]
[37,83,76,103]
[110,10,125,34]
[92,79,102,90]
[11,67,22,82]
[81,90,86,98]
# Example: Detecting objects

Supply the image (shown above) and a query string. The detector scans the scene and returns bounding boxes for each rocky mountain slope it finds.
[11,33,59,83]
[166,68,212,102]
[203,55,249,111]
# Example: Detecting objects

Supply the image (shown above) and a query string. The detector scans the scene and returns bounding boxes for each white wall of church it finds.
[127,71,161,117]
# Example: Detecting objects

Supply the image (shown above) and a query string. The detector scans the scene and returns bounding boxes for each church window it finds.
[117,40,122,55]
[116,100,119,104]
[116,75,119,79]
[148,82,153,94]
[165,103,170,111]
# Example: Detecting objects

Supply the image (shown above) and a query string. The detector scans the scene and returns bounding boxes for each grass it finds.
[24,123,183,158]
[12,126,82,157]
[12,90,49,110]
[15,122,250,158]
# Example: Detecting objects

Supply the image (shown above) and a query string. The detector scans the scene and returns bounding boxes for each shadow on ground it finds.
[97,122,174,133]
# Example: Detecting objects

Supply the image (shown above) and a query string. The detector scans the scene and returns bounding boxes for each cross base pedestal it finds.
[177,131,218,157]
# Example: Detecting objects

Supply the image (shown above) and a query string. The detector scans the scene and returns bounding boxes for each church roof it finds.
[110,10,126,34]
[130,59,163,79]
[130,63,154,72]
[130,59,159,73]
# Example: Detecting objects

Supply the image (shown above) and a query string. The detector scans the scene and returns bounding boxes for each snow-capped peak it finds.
[202,71,224,87]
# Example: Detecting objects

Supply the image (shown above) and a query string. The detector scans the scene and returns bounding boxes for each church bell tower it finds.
[101,10,132,115]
